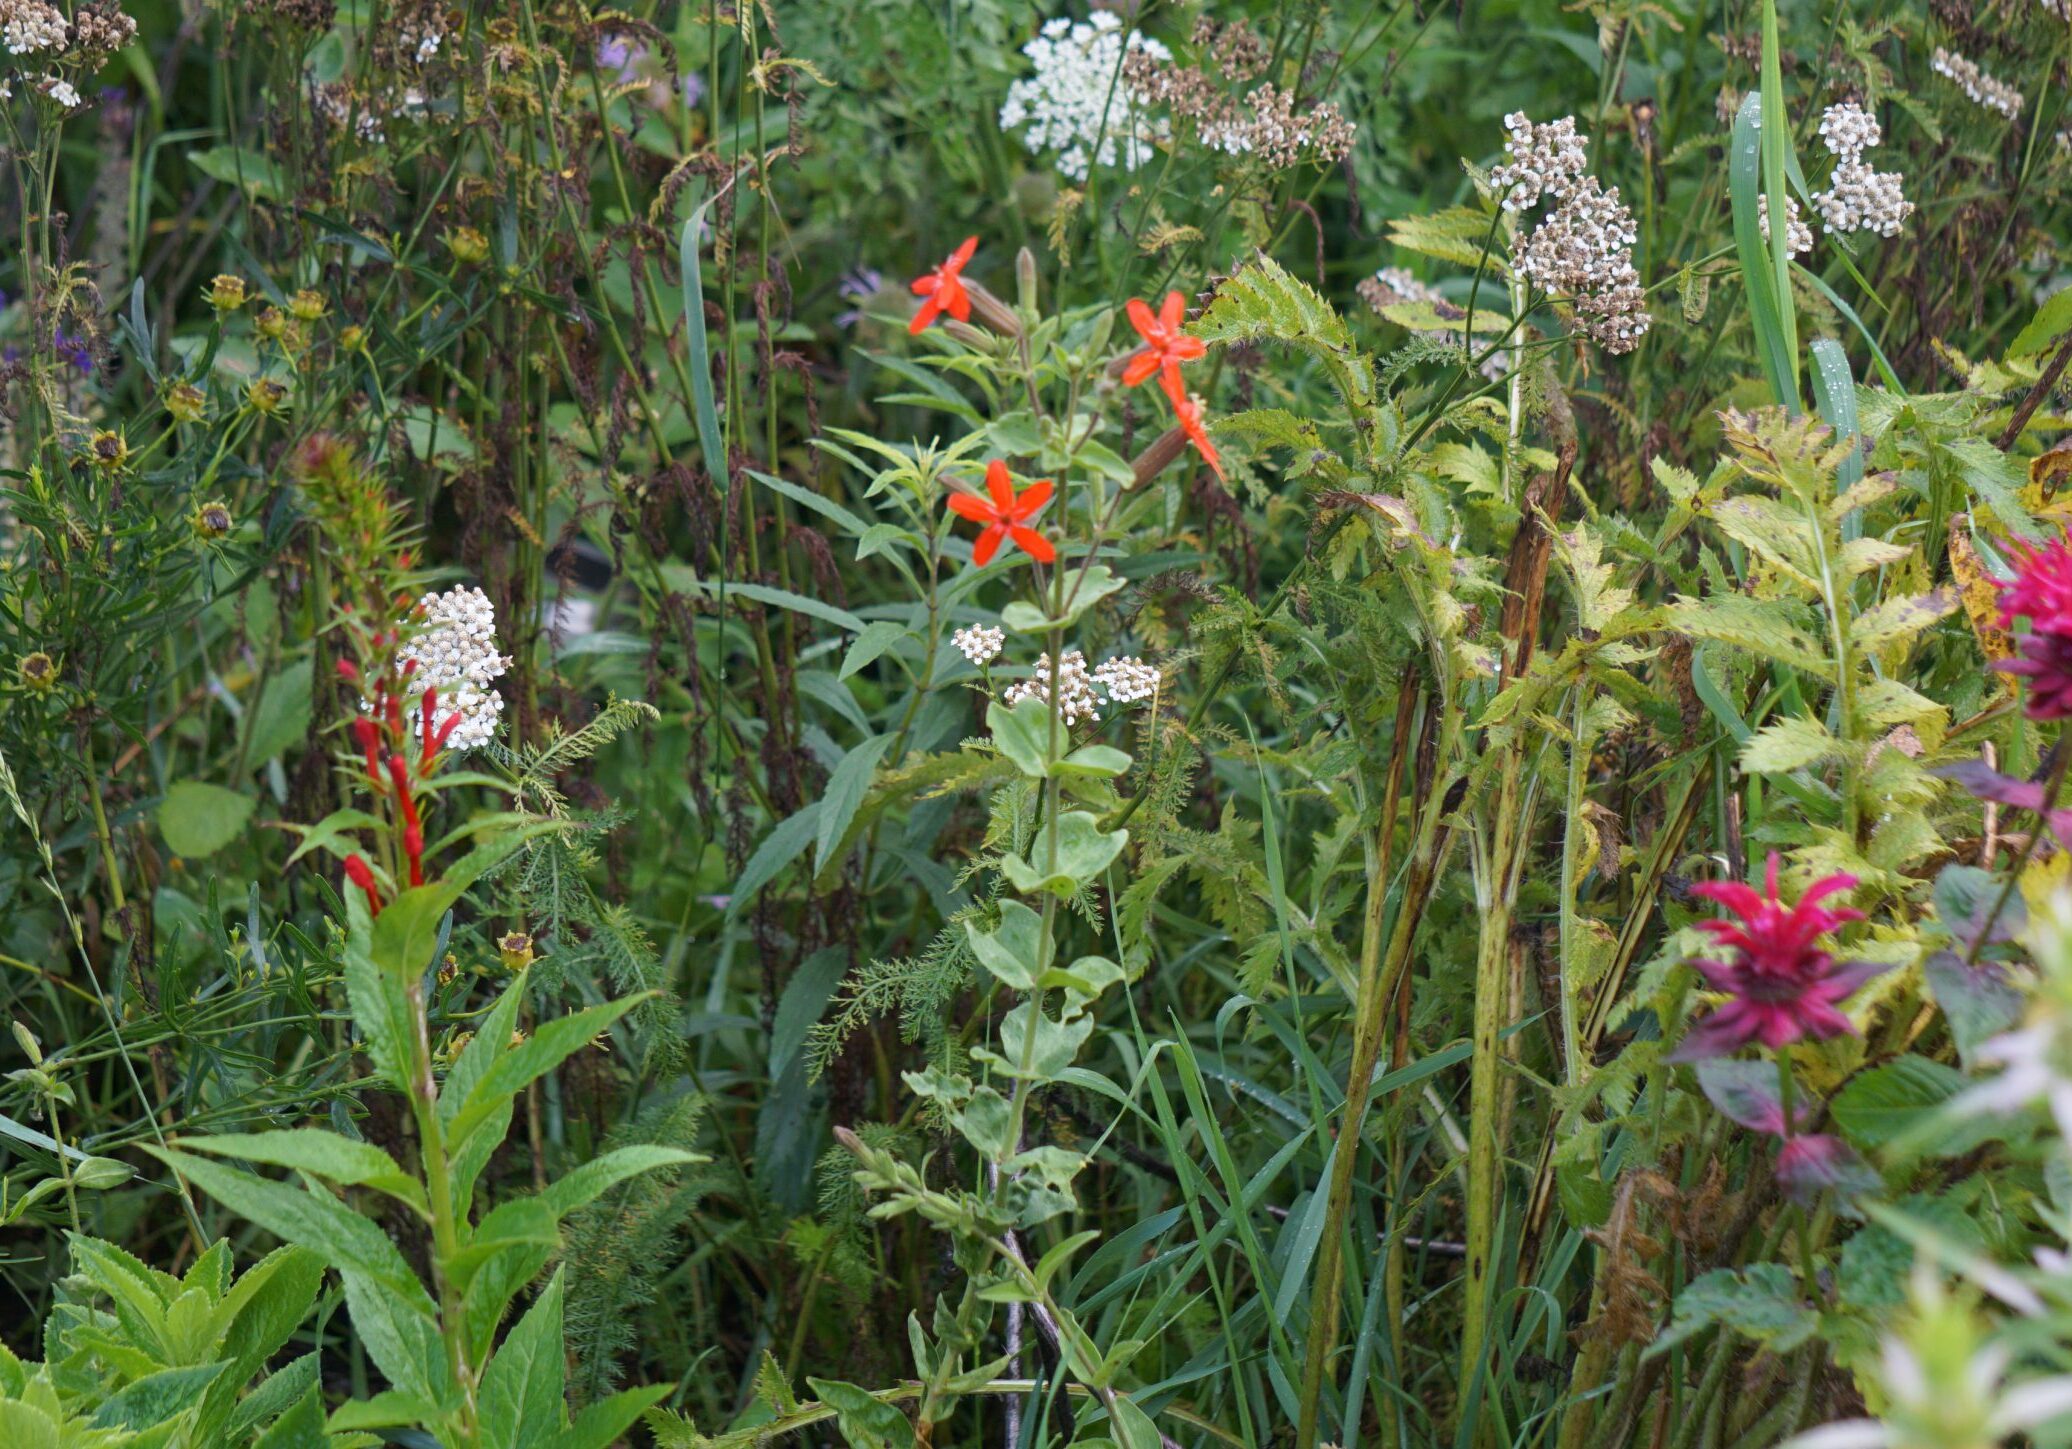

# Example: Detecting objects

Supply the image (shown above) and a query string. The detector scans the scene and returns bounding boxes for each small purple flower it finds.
[681,72,706,109]
[596,33,647,86]
[54,329,93,372]
[835,267,884,329]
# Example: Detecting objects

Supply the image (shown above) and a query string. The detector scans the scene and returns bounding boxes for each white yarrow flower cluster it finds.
[2,1,66,55]
[1509,161,1652,354]
[999,13,1171,182]
[395,586,511,753]
[1004,650,1105,726]
[1490,112,1589,211]
[1092,655,1160,703]
[1002,649,1162,724]
[1811,102,1913,239]
[1758,192,1814,257]
[952,623,1005,669]
[1817,101,1881,159]
[1931,47,2024,120]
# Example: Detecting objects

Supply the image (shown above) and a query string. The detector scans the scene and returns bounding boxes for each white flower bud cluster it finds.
[1491,111,1583,211]
[1490,112,1589,211]
[1092,656,1161,704]
[1511,173,1651,353]
[1811,102,1912,240]
[1758,192,1813,257]
[1004,650,1105,727]
[1816,101,1881,159]
[1931,47,2024,120]
[952,623,1005,668]
[1,1,66,55]
[396,586,511,753]
[1002,650,1163,725]
[999,14,1171,183]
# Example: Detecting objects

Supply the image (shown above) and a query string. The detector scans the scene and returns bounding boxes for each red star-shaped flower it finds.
[1174,393,1225,482]
[1669,852,1884,1061]
[909,236,979,335]
[1122,291,1206,406]
[946,459,1055,566]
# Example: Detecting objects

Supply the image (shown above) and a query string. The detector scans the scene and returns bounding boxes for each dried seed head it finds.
[206,274,248,310]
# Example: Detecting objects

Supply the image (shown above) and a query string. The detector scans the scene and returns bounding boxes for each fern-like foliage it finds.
[1194,254,1395,475]
[564,1092,713,1406]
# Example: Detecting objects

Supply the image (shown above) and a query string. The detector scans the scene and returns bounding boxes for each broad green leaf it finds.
[727,801,821,919]
[815,733,895,872]
[534,1146,703,1219]
[250,1385,327,1449]
[177,1131,425,1215]
[805,1378,917,1449]
[838,621,909,680]
[964,901,1052,990]
[445,995,648,1151]
[1647,1264,1813,1358]
[478,1269,565,1449]
[158,782,256,859]
[91,1362,227,1429]
[999,812,1127,896]
[970,1002,1094,1081]
[559,1385,674,1449]
[988,695,1055,778]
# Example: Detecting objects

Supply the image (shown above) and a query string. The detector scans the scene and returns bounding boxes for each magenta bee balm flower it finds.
[1670,852,1884,1061]
[1997,532,2072,720]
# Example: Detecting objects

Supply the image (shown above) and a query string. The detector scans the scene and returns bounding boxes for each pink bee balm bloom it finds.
[1669,851,1884,1061]
[909,236,979,335]
[1996,531,2072,720]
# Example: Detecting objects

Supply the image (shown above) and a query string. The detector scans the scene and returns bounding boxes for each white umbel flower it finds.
[43,77,81,109]
[1490,112,1590,211]
[1003,650,1102,727]
[1093,655,1160,704]
[1813,161,1914,238]
[952,623,1005,669]
[1512,175,1651,353]
[395,586,511,753]
[1931,47,2024,120]
[999,13,1171,182]
[1759,192,1814,256]
[2,1,66,55]
[1818,101,1882,162]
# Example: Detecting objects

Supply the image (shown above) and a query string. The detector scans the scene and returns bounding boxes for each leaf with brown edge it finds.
[1947,516,2016,677]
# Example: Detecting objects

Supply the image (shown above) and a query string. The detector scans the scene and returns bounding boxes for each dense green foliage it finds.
[6,0,2072,1446]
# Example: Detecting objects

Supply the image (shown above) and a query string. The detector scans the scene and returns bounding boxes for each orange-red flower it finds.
[946,459,1055,566]
[1123,291,1206,406]
[1173,393,1225,482]
[909,236,979,335]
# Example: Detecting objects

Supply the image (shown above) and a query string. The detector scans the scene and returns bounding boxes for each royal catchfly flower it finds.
[946,459,1055,566]
[1122,291,1206,407]
[1173,392,1225,482]
[1669,851,1882,1061]
[1994,530,2072,719]
[909,236,978,335]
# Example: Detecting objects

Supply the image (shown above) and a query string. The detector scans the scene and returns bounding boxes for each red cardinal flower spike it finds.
[1123,291,1206,407]
[1668,851,1885,1062]
[1173,393,1225,482]
[946,459,1055,567]
[910,236,979,335]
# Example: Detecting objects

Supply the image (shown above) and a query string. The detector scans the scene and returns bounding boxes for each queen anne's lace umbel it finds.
[999,14,1171,182]
[392,586,511,753]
